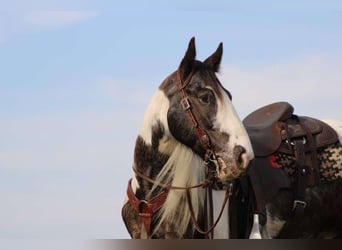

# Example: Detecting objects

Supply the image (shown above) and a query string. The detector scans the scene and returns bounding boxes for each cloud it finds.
[24,10,99,30]
[219,53,342,120]
[2,0,89,11]
[0,9,99,44]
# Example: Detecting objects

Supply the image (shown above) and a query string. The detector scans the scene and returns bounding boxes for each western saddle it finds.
[229,102,339,238]
[243,101,337,158]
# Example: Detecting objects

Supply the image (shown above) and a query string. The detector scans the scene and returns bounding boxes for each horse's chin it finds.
[215,154,250,181]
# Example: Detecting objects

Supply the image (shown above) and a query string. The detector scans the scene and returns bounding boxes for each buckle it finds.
[292,199,307,210]
[286,137,307,146]
[138,200,149,213]
[181,97,191,110]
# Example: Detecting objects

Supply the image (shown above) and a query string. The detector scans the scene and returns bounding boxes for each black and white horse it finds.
[122,38,254,239]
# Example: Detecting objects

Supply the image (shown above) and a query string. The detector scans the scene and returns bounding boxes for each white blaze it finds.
[214,86,254,160]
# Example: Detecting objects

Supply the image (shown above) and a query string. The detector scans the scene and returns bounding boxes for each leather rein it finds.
[126,70,231,238]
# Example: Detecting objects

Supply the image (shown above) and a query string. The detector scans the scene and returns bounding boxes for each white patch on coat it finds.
[139,89,170,145]
[158,135,177,155]
[213,86,254,160]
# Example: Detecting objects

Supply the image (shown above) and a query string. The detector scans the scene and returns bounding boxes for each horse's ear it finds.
[178,37,196,82]
[204,42,223,72]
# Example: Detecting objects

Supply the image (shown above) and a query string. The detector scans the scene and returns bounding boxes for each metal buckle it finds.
[292,200,307,210]
[181,97,191,110]
[138,200,149,213]
[286,137,307,146]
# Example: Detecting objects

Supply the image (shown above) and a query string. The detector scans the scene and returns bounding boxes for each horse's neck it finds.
[133,135,170,198]
[132,88,227,238]
[133,134,209,238]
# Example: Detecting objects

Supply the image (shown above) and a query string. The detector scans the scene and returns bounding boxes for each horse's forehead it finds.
[191,70,224,99]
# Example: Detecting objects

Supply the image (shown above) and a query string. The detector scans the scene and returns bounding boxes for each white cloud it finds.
[219,53,342,120]
[0,9,99,44]
[25,10,99,30]
[2,0,93,11]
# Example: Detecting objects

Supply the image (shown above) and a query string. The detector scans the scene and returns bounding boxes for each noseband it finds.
[126,70,231,238]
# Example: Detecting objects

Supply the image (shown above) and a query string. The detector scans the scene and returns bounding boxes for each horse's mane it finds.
[150,141,206,237]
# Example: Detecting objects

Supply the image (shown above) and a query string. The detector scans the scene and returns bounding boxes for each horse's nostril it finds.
[234,145,249,169]
[234,145,245,159]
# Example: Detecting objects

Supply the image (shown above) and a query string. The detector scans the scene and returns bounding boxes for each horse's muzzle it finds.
[216,145,250,181]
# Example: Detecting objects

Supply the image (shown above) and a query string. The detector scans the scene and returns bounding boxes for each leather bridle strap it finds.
[129,165,212,238]
[186,184,232,236]
[126,178,168,239]
[177,71,214,162]
[133,165,211,190]
[130,165,230,238]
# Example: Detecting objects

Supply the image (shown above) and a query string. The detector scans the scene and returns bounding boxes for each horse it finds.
[229,102,342,238]
[121,37,254,239]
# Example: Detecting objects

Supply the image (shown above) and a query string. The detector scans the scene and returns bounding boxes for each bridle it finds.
[177,70,218,165]
[126,70,232,238]
[127,166,232,238]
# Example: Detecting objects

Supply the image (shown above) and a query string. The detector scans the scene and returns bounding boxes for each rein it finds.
[130,165,231,238]
[126,70,231,238]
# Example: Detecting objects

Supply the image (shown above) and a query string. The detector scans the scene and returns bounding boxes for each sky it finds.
[1,0,342,244]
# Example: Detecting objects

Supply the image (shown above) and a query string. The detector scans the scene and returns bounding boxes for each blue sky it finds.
[1,0,342,242]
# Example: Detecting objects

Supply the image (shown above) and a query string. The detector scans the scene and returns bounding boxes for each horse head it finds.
[162,37,254,181]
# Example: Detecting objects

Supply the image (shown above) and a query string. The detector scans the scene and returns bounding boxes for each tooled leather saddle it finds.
[244,102,337,158]
[229,102,339,238]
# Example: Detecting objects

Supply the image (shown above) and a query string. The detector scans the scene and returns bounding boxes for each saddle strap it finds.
[301,118,320,186]
[293,140,307,215]
[291,116,319,213]
[126,179,167,238]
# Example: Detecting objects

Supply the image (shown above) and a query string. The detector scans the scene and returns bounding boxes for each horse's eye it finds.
[198,91,213,105]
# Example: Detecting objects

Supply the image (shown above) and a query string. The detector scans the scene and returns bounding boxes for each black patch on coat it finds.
[134,121,169,199]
